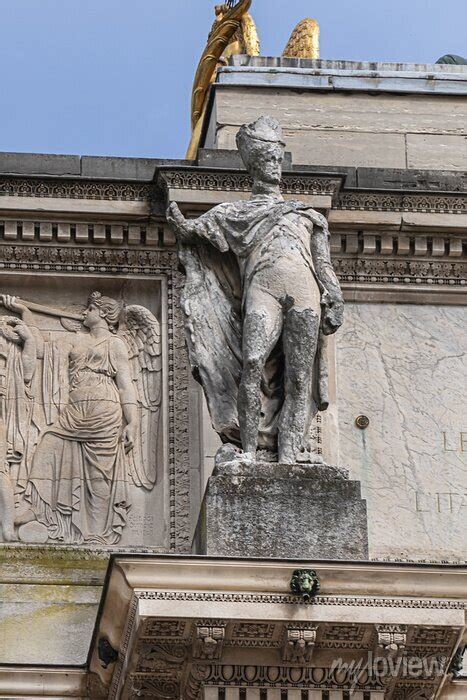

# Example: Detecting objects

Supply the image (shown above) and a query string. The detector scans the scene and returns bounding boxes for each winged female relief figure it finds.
[168,116,344,466]
[0,292,162,545]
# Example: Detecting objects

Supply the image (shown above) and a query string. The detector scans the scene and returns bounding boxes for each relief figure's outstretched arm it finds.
[113,338,139,454]
[0,295,45,358]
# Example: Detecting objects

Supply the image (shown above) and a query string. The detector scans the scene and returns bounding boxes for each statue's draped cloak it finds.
[178,197,330,450]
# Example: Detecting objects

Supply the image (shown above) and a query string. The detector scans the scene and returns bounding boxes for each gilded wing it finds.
[283,18,320,59]
[240,12,260,55]
[118,305,162,490]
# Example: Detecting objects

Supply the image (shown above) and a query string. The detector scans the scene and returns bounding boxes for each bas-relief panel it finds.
[0,275,169,548]
[337,302,467,562]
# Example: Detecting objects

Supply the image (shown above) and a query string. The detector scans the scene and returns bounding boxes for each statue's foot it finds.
[241,451,256,465]
[278,445,295,464]
[215,443,242,467]
[14,508,36,526]
[279,446,325,465]
[303,450,324,465]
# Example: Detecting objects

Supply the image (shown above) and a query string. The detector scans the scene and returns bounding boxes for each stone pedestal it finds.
[193,461,369,560]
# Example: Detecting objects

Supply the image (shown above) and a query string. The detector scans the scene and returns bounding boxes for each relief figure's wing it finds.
[240,12,260,55]
[117,305,162,490]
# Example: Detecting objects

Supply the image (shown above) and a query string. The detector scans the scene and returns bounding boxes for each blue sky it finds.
[0,0,465,159]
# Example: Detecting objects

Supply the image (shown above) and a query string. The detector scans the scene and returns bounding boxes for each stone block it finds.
[0,152,80,176]
[194,461,368,560]
[336,302,467,562]
[80,155,157,180]
[216,125,407,169]
[198,148,292,169]
[407,134,467,170]
[356,167,467,192]
[214,87,467,137]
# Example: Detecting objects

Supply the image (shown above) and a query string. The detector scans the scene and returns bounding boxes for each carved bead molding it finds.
[0,244,464,291]
[1,172,466,215]
[337,191,465,214]
[158,170,466,214]
[158,170,341,197]
[135,590,465,609]
[0,177,151,201]
[334,258,466,287]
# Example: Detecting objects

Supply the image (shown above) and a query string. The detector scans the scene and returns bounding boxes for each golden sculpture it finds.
[283,18,320,60]
[214,2,260,59]
[187,2,320,159]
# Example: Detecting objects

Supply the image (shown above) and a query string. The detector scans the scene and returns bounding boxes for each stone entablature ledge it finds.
[219,56,467,95]
[86,556,466,700]
[0,157,465,305]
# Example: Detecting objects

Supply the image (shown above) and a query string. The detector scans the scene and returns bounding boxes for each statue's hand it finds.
[0,295,27,316]
[6,318,33,342]
[122,423,136,454]
[166,202,196,243]
[321,293,344,335]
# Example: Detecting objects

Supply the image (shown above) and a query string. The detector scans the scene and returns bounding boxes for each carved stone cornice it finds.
[157,167,467,215]
[158,168,342,198]
[134,589,465,610]
[334,257,466,287]
[337,191,466,214]
[0,245,175,273]
[0,176,151,201]
[89,557,466,700]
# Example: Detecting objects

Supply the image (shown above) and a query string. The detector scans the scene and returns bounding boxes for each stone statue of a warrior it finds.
[167,116,343,465]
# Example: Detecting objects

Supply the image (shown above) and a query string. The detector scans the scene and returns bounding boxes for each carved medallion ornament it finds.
[0,292,162,545]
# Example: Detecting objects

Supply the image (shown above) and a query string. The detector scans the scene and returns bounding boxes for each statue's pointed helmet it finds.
[236,115,285,167]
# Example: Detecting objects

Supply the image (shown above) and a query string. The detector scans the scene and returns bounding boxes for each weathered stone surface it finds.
[355,167,467,191]
[17,522,48,544]
[0,280,165,547]
[167,116,343,464]
[0,152,80,176]
[336,302,467,562]
[213,86,467,134]
[194,461,368,560]
[197,147,293,169]
[216,125,408,169]
[206,67,467,170]
[0,545,107,665]
[407,134,467,170]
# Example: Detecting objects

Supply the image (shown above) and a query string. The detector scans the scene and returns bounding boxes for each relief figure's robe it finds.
[26,337,128,544]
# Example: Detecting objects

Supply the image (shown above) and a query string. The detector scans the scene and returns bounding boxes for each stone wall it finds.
[204,58,467,171]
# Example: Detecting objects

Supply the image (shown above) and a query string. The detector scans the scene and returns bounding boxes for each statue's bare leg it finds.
[0,472,19,541]
[278,306,320,464]
[238,303,283,460]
